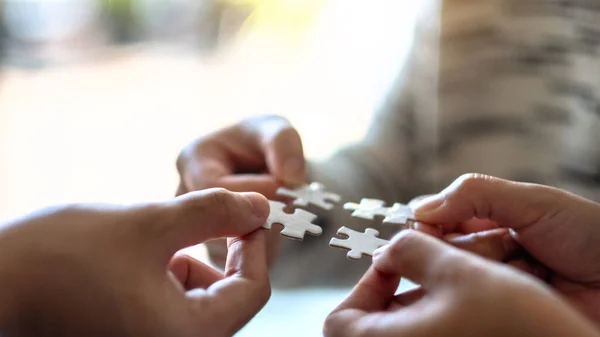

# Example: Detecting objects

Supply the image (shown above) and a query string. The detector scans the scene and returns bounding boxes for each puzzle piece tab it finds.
[277,182,341,210]
[329,226,389,260]
[262,200,322,240]
[344,198,415,226]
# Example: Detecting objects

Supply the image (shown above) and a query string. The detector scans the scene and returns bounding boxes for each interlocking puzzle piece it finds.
[329,226,389,260]
[277,182,341,210]
[344,198,415,226]
[262,200,322,240]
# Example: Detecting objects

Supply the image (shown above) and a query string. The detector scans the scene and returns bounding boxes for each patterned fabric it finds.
[271,0,600,288]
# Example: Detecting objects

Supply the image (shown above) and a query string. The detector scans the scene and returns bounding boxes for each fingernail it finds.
[412,195,443,216]
[241,192,270,218]
[283,158,305,184]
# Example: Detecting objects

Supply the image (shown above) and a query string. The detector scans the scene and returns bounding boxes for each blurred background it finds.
[0,0,420,335]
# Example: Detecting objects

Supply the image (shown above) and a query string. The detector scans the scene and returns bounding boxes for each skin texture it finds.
[176,115,307,268]
[0,189,271,337]
[324,230,600,337]
[411,174,600,326]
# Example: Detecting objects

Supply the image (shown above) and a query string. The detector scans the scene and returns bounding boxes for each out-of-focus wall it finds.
[0,0,419,220]
[0,2,420,336]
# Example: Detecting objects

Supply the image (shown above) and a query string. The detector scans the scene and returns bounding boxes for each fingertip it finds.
[411,195,444,219]
[240,192,270,219]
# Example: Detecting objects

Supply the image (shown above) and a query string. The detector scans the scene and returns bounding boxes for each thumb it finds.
[412,173,597,232]
[152,188,270,257]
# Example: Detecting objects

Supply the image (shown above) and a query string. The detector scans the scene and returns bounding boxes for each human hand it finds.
[176,115,306,267]
[0,189,271,337]
[412,174,600,325]
[176,115,306,197]
[324,230,600,337]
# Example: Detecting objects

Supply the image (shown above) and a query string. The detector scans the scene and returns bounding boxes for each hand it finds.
[324,230,600,337]
[0,189,271,337]
[176,115,306,267]
[412,174,600,326]
[176,115,306,197]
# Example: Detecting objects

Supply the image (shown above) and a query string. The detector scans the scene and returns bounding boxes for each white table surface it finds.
[238,278,419,337]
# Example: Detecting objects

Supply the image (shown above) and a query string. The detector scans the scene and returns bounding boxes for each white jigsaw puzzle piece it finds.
[277,182,341,210]
[262,200,322,240]
[385,203,415,225]
[344,198,415,226]
[329,226,389,260]
[343,199,388,219]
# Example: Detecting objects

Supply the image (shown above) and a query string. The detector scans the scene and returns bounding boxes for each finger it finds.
[242,115,306,184]
[217,174,279,198]
[372,230,463,290]
[169,254,223,290]
[332,266,401,313]
[325,286,427,337]
[408,194,435,207]
[444,228,520,262]
[409,222,443,238]
[507,258,551,281]
[154,189,270,256]
[412,173,598,232]
[324,266,399,337]
[457,218,501,234]
[507,259,535,274]
[177,126,272,193]
[194,230,271,337]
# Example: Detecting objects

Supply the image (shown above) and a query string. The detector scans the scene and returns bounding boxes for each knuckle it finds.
[323,314,342,337]
[453,173,491,194]
[323,314,361,337]
[256,281,272,306]
[451,173,500,218]
[389,229,422,255]
[129,202,170,237]
[174,188,236,226]
[203,188,236,223]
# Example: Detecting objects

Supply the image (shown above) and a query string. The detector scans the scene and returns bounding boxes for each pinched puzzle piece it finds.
[329,226,389,260]
[344,198,415,226]
[262,200,322,240]
[277,182,341,210]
